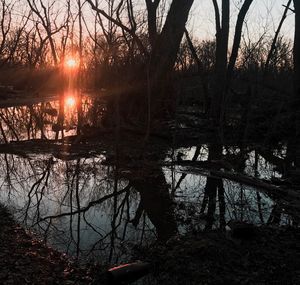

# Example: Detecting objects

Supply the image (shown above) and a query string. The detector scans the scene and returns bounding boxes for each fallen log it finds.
[107,262,151,285]
[163,160,234,171]
[181,166,300,202]
[257,148,286,173]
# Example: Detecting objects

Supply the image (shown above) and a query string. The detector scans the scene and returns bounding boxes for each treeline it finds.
[0,1,294,91]
[0,1,299,144]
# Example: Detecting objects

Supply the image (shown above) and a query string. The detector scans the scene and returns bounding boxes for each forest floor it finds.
[2,201,300,285]
[140,226,300,285]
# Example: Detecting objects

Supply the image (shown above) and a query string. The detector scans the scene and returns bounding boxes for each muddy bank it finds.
[0,206,105,285]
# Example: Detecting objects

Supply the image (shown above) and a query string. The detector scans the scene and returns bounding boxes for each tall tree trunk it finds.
[211,0,253,141]
[77,0,83,135]
[294,0,300,99]
[149,0,194,120]
[145,0,160,48]
[211,0,229,138]
[292,0,300,168]
[227,0,253,84]
[264,0,292,76]
[87,0,193,125]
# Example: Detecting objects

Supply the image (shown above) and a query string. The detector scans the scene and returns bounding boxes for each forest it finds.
[0,0,300,284]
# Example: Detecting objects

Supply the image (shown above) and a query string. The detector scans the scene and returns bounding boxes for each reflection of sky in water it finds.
[0,145,293,263]
[165,167,274,231]
[0,154,156,263]
[0,101,294,263]
[165,145,208,161]
[0,95,98,142]
[164,147,291,231]
[170,146,281,180]
[245,150,281,179]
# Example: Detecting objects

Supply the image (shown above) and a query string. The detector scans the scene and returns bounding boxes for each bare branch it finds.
[86,0,148,56]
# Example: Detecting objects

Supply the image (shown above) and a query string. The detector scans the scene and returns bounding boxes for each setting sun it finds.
[65,96,76,107]
[65,58,77,68]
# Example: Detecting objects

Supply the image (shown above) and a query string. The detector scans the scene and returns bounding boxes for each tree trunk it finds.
[227,0,253,84]
[148,0,194,120]
[211,0,253,141]
[145,0,160,48]
[264,0,292,76]
[211,0,229,138]
[89,0,194,126]
[292,1,300,169]
[294,0,300,103]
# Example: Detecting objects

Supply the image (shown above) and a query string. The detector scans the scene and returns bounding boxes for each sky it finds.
[190,0,295,41]
[12,0,295,45]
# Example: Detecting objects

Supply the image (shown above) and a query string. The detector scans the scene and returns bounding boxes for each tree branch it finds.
[86,0,148,57]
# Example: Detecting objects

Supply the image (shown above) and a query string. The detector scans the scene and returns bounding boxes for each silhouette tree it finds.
[211,0,253,140]
[87,0,194,123]
[292,0,300,170]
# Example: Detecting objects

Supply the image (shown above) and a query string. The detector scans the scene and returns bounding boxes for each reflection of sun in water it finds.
[65,58,77,68]
[65,96,76,107]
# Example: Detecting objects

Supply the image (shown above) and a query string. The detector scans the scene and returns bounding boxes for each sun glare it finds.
[65,58,77,68]
[65,96,76,107]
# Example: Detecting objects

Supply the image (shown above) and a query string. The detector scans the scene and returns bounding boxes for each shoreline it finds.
[0,205,99,284]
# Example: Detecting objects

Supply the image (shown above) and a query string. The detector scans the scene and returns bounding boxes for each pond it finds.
[0,94,296,267]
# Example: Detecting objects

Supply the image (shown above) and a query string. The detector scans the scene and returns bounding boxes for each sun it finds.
[65,58,77,68]
[65,96,76,107]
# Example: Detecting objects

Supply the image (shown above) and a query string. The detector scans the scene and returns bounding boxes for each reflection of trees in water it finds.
[200,144,226,230]
[169,144,299,231]
[0,154,171,263]
[0,96,102,143]
[0,103,59,142]
[130,166,177,241]
[0,143,298,263]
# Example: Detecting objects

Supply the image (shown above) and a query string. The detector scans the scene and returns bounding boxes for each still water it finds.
[0,95,294,265]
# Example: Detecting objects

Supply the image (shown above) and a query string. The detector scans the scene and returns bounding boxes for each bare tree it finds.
[292,0,300,169]
[227,0,254,83]
[294,0,300,97]
[59,0,72,62]
[26,0,65,65]
[5,12,30,65]
[85,0,194,125]
[145,0,160,48]
[211,0,230,134]
[148,0,194,119]
[264,0,292,75]
[0,0,13,61]
[211,0,253,140]
[86,0,147,56]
